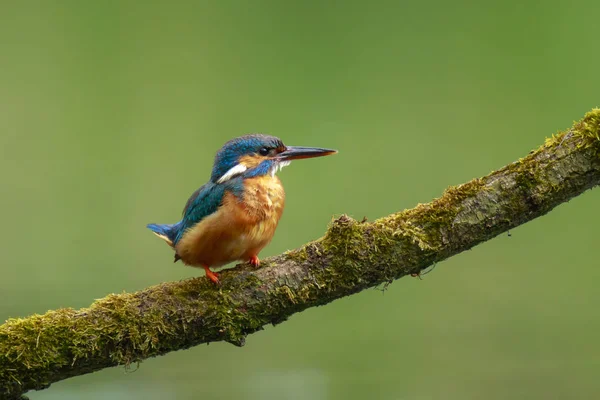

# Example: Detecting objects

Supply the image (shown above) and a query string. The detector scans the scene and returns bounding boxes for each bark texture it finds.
[1,109,599,399]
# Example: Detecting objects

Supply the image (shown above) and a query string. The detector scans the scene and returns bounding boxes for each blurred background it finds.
[1,1,599,399]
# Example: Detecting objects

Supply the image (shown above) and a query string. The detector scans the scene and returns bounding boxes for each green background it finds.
[1,1,599,399]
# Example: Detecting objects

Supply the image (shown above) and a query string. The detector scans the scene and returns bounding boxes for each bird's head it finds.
[210,134,336,184]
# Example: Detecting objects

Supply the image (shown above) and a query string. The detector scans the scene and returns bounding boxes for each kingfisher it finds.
[147,134,337,284]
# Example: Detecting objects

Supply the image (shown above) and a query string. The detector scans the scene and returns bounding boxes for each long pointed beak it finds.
[277,146,337,161]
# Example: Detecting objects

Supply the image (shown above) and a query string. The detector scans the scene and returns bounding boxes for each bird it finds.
[147,134,337,284]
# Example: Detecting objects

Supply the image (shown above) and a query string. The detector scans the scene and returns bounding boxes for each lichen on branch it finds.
[1,109,599,400]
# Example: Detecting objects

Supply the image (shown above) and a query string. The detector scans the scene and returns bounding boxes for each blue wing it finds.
[175,182,227,244]
[147,222,182,245]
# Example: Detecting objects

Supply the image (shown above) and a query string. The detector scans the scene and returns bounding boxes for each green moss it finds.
[283,245,311,263]
[283,177,490,286]
[308,109,600,282]
[572,108,600,141]
[569,108,600,158]
[4,108,600,398]
[376,178,487,251]
[0,271,274,397]
[543,108,600,152]
[0,309,78,394]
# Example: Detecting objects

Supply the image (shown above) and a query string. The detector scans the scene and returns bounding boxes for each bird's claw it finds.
[249,255,260,267]
[203,266,220,284]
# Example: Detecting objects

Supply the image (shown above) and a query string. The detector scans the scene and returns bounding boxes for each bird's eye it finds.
[259,147,269,156]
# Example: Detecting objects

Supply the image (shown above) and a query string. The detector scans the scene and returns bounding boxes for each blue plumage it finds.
[146,222,182,245]
[147,133,336,283]
[210,135,284,182]
[176,182,226,244]
[148,135,283,247]
[244,159,275,178]
[147,179,245,247]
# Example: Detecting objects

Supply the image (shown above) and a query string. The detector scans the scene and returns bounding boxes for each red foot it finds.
[203,265,220,284]
[248,255,260,267]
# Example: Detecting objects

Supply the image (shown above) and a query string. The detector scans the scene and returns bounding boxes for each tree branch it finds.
[1,110,599,399]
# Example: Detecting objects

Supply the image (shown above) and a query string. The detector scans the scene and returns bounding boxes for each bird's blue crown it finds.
[147,134,336,260]
[210,134,285,183]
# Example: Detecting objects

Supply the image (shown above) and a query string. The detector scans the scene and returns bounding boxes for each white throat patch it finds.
[217,160,291,182]
[270,160,291,177]
[217,164,247,183]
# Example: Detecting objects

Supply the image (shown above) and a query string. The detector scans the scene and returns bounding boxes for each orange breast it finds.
[175,176,285,267]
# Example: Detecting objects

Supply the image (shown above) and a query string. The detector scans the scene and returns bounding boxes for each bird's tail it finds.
[146,222,182,247]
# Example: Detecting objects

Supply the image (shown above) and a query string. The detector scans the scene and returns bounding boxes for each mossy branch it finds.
[2,110,600,399]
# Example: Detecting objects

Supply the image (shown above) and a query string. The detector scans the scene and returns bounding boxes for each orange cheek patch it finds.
[239,155,267,169]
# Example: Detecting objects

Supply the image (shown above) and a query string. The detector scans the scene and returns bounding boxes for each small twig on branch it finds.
[1,109,599,399]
